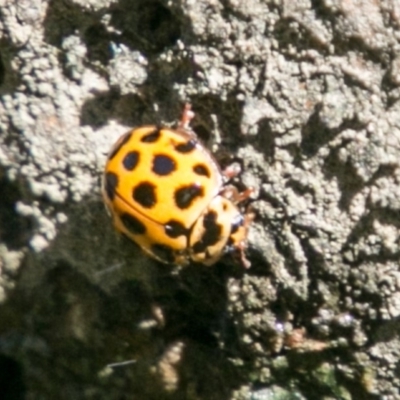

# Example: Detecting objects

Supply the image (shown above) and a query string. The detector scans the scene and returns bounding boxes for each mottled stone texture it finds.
[1,0,400,399]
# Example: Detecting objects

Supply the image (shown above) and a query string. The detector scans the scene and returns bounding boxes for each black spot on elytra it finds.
[104,172,118,201]
[133,182,156,208]
[174,184,203,209]
[193,164,210,177]
[192,211,222,253]
[227,236,235,247]
[152,154,176,176]
[192,241,206,253]
[175,140,196,153]
[202,211,222,245]
[123,151,139,171]
[141,128,161,143]
[230,214,244,234]
[120,213,146,235]
[164,220,187,238]
[151,243,175,263]
[108,131,132,161]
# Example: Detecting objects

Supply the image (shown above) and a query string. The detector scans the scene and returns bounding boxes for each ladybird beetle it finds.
[102,104,252,267]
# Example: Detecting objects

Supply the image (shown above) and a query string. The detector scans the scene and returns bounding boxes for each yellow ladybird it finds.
[102,105,252,267]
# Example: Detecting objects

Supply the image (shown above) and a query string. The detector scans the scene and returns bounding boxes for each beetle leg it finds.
[220,185,254,204]
[238,208,255,268]
[178,103,195,130]
[236,240,251,269]
[230,210,254,269]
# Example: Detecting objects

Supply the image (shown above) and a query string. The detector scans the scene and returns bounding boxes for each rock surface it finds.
[1,0,400,398]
